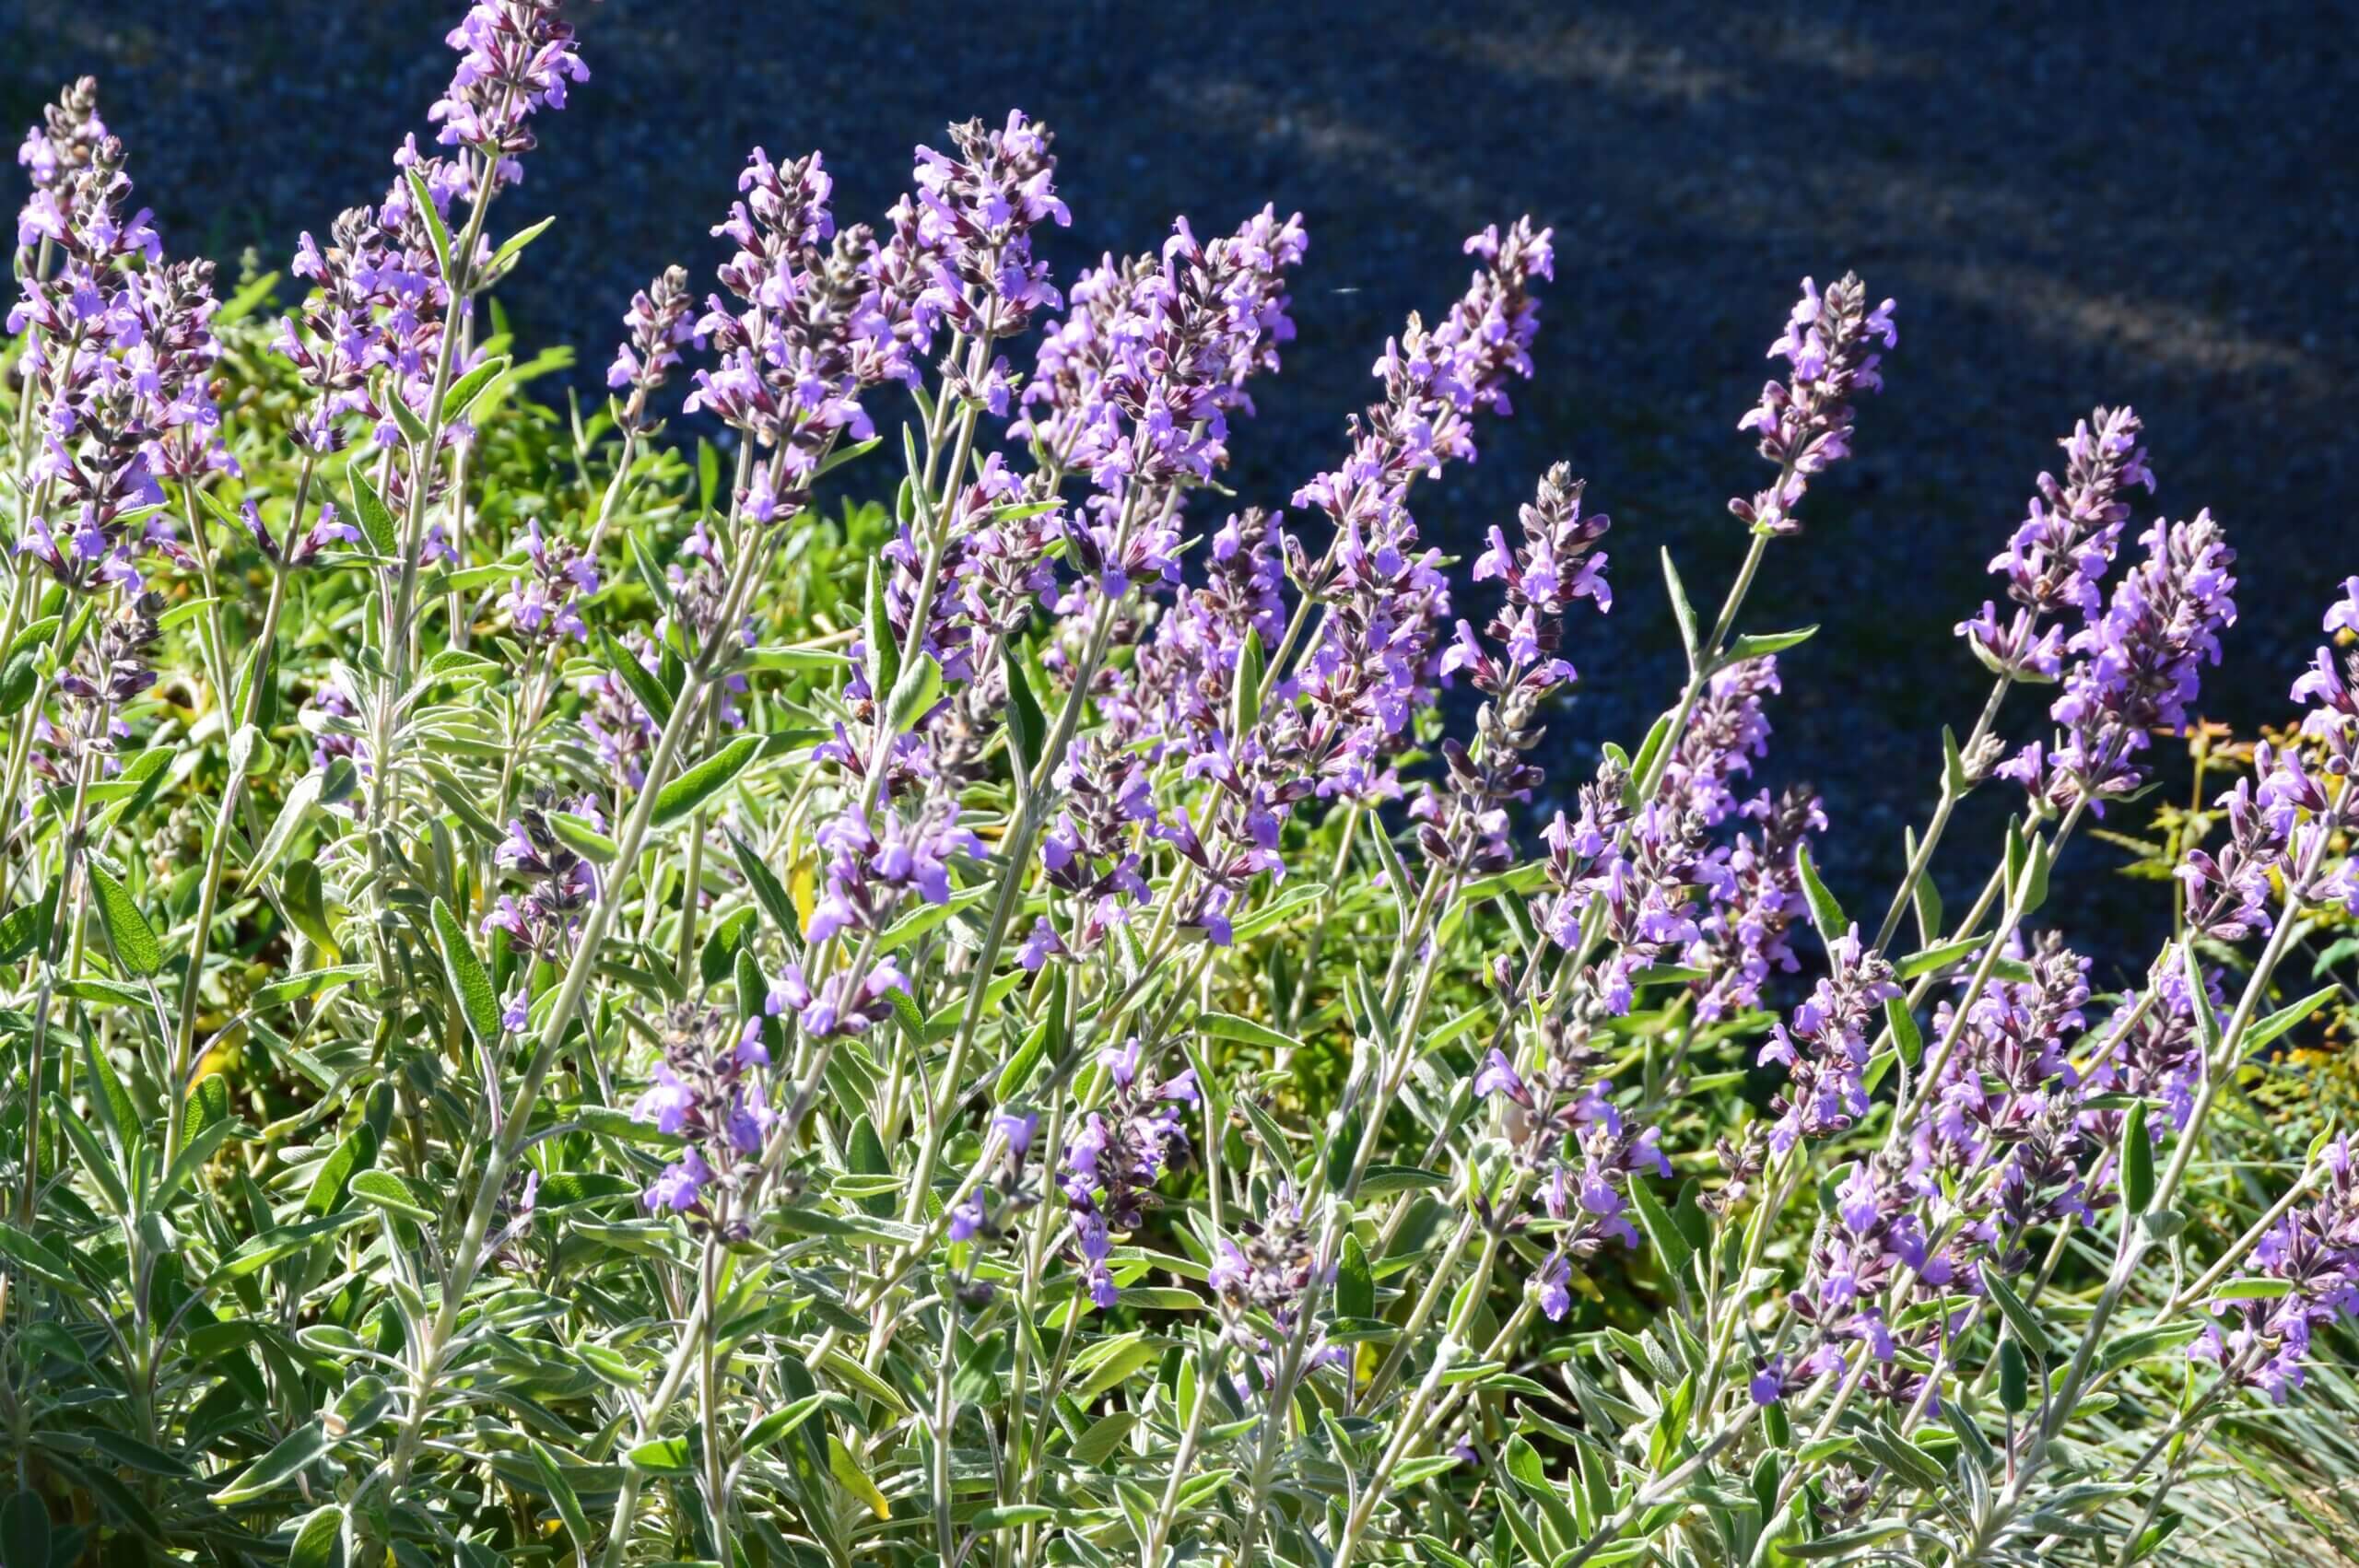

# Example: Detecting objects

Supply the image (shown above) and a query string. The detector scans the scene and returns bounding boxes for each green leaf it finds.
[432,898,503,1047]
[1627,1178,1695,1285]
[1978,1263,2052,1357]
[1997,1337,2028,1414]
[2012,830,2052,917]
[1661,548,1701,662]
[726,829,799,937]
[1893,935,1986,981]
[1195,1010,1305,1056]
[862,558,898,702]
[303,1123,381,1217]
[1,1489,50,1568]
[526,1440,594,1558]
[87,864,162,977]
[827,1435,891,1520]
[546,811,618,865]
[1884,993,1923,1066]
[652,735,761,827]
[155,1117,236,1211]
[741,1395,827,1454]
[1722,625,1816,663]
[1336,1235,1374,1320]
[598,629,674,724]
[0,886,56,965]
[2182,942,2223,1059]
[404,168,452,280]
[625,1437,695,1475]
[288,1503,346,1568]
[217,1212,368,1277]
[2122,1100,2154,1214]
[2246,984,2337,1053]
[1358,1164,1451,1198]
[487,214,556,275]
[349,1169,436,1224]
[1795,841,1848,945]
[348,471,400,557]
[1070,1410,1139,1466]
[211,1420,334,1503]
[1004,649,1048,778]
[885,651,943,734]
[1229,627,1266,747]
[252,965,374,1011]
[443,354,512,423]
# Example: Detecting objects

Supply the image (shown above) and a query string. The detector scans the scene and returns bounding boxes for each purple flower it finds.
[1731,274,1895,535]
[1959,406,2151,680]
[2003,511,2236,814]
[1761,926,1899,1153]
[628,1002,772,1214]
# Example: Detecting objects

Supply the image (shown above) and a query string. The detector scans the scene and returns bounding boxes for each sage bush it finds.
[3,6,2353,1565]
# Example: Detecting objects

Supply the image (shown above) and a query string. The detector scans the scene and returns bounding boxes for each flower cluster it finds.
[498,519,599,644]
[607,263,697,432]
[37,589,163,779]
[1958,406,2152,680]
[631,1001,770,1221]
[1062,1038,1197,1308]
[1767,1156,1979,1410]
[1999,511,2236,813]
[1759,926,1900,1153]
[429,0,590,193]
[482,798,603,956]
[2193,1135,2359,1403]
[1731,274,1895,534]
[10,82,228,591]
[1909,934,2109,1247]
[1473,1011,1672,1319]
[1286,220,1555,796]
[1685,784,1825,1022]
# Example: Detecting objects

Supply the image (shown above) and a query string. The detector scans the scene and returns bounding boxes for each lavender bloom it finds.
[1785,1156,1978,1409]
[1731,274,1895,536]
[1447,462,1611,695]
[629,1000,769,1219]
[37,590,162,780]
[1999,511,2236,813]
[497,519,599,643]
[1208,1188,1350,1391]
[2080,959,2217,1135]
[2194,1137,2359,1404]
[16,76,104,197]
[1907,934,2110,1256]
[480,797,603,956]
[1958,406,2152,680]
[576,632,663,788]
[429,1,592,192]
[1287,219,1554,796]
[1060,1039,1195,1308]
[1661,657,1782,829]
[1687,785,1826,1022]
[803,802,984,946]
[1759,926,1900,1153]
[8,86,213,590]
[608,263,697,431]
[1015,206,1307,500]
[908,111,1070,343]
[686,147,874,505]
[1473,1003,1671,1318]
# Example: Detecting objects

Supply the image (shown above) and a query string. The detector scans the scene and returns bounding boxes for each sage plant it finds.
[0,12,2353,1568]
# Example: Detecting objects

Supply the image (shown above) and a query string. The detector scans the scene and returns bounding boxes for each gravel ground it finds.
[6,0,2354,975]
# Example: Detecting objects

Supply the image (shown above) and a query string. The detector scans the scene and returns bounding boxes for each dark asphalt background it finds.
[6,0,2354,979]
